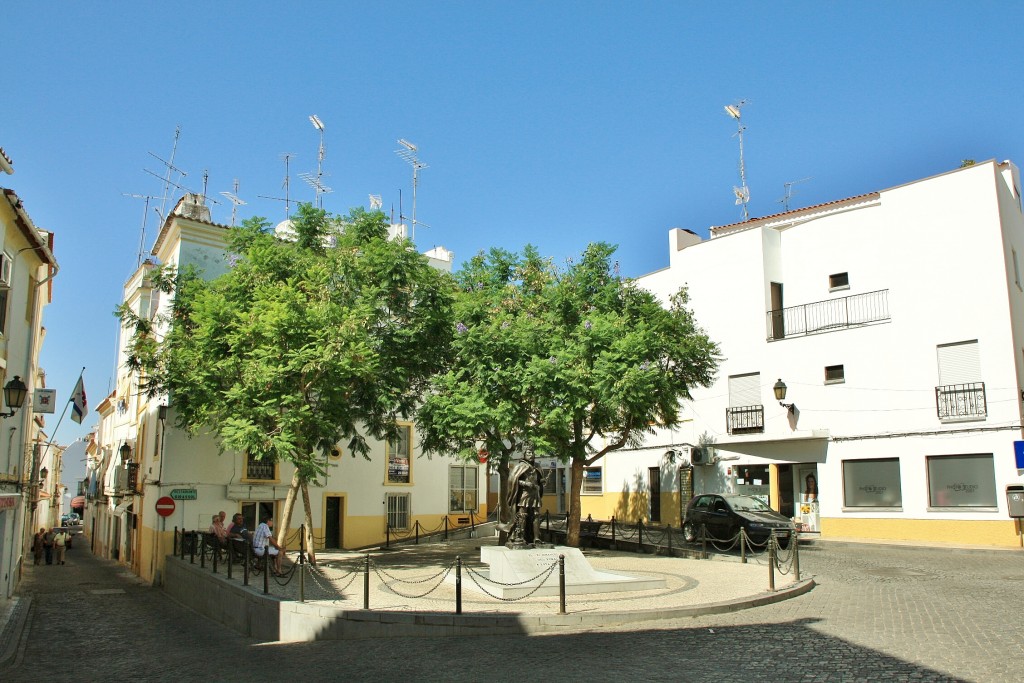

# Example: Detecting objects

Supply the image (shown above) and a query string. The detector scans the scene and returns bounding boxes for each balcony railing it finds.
[245,457,275,480]
[767,289,890,341]
[726,405,765,434]
[936,382,987,421]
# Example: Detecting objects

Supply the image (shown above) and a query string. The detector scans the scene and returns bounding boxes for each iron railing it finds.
[725,405,765,434]
[936,382,987,421]
[245,457,275,480]
[767,289,890,341]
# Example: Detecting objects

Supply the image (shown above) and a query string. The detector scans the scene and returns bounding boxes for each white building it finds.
[85,196,483,583]
[582,159,1024,547]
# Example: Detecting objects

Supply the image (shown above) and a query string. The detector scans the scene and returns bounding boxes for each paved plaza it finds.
[1,538,1022,682]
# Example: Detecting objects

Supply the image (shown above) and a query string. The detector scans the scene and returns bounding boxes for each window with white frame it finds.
[842,458,902,508]
[448,465,478,513]
[582,467,603,494]
[386,492,411,529]
[927,454,997,508]
[386,424,412,483]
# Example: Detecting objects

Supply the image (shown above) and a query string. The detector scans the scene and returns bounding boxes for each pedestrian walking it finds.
[53,528,69,565]
[31,527,46,565]
[43,527,55,565]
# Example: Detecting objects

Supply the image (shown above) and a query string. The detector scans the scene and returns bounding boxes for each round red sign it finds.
[155,496,176,517]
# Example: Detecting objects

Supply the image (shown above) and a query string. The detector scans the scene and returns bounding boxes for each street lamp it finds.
[39,466,48,481]
[1,375,27,418]
[773,378,795,414]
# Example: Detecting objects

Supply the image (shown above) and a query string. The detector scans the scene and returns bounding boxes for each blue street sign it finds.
[1014,441,1024,469]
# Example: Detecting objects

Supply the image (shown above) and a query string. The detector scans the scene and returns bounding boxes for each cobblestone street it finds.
[2,540,1022,682]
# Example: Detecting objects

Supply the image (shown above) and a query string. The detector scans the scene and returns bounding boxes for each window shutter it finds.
[729,373,761,407]
[937,340,981,385]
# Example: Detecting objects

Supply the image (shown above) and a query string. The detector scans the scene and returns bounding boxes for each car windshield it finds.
[728,496,772,512]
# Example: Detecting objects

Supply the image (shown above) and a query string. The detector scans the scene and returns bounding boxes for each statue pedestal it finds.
[456,545,665,599]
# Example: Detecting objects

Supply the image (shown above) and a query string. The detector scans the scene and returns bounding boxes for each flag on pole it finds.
[70,375,88,424]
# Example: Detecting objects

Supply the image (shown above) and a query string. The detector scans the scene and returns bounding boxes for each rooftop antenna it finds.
[258,152,296,219]
[148,126,185,223]
[724,101,750,220]
[369,194,383,210]
[220,179,247,226]
[395,139,428,241]
[778,177,812,212]
[122,193,163,268]
[299,115,332,208]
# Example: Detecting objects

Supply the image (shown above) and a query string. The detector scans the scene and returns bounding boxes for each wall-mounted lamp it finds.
[773,378,796,414]
[119,443,132,461]
[39,466,48,480]
[1,376,27,419]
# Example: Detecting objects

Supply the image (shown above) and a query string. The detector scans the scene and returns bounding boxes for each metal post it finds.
[611,516,616,549]
[227,539,233,579]
[456,556,462,614]
[638,520,643,550]
[558,555,566,615]
[666,524,672,556]
[263,552,269,594]
[174,526,178,556]
[363,553,370,610]
[470,512,476,537]
[793,530,800,582]
[299,524,306,603]
[701,524,708,560]
[768,535,776,591]
[740,528,747,564]
[189,532,195,564]
[444,516,449,541]
[243,541,250,586]
[415,520,420,545]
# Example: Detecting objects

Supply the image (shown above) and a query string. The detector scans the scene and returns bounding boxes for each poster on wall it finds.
[796,464,820,532]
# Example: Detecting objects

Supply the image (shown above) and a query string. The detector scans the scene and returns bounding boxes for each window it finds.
[449,465,478,513]
[825,364,845,384]
[936,340,986,421]
[829,272,850,291]
[245,453,275,481]
[386,492,410,529]
[241,501,275,530]
[927,454,997,508]
[843,458,902,508]
[582,467,603,494]
[727,372,764,434]
[386,425,412,483]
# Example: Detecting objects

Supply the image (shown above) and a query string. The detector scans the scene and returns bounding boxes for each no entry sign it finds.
[155,496,176,517]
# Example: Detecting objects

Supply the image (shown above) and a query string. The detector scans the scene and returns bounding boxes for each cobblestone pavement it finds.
[2,540,1022,682]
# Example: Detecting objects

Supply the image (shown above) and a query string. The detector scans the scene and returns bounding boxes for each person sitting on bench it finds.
[252,514,284,575]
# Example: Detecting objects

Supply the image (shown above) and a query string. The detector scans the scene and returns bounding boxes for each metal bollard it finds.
[456,556,462,614]
[768,535,776,591]
[174,527,178,556]
[299,524,306,603]
[227,540,233,579]
[190,532,195,564]
[201,533,206,569]
[611,516,616,549]
[243,541,250,586]
[701,524,708,559]
[444,516,449,541]
[364,553,370,610]
[558,555,566,615]
[740,528,747,564]
[415,520,420,545]
[638,520,643,550]
[263,552,269,594]
[793,530,800,582]
[666,524,673,556]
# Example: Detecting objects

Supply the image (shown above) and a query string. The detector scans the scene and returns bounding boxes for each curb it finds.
[0,596,31,671]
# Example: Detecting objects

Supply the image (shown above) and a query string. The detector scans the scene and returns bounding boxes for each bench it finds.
[579,519,605,546]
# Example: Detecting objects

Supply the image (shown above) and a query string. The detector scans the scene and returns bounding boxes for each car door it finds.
[706,495,735,540]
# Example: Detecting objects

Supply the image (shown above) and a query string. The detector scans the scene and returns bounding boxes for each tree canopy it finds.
[120,204,454,546]
[418,242,719,545]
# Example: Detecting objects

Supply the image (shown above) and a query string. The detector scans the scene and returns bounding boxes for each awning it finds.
[70,496,85,509]
[113,500,133,515]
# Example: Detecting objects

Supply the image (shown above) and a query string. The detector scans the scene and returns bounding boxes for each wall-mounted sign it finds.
[34,389,56,414]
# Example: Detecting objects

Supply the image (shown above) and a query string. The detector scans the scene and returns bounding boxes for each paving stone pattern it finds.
[2,540,1022,682]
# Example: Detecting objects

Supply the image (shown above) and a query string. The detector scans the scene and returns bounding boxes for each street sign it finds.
[155,496,176,517]
[170,488,198,501]
[1014,441,1024,469]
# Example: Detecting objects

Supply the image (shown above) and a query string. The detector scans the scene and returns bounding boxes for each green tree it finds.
[120,204,454,559]
[420,242,719,547]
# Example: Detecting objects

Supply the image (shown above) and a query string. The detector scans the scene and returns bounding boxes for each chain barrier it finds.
[772,534,797,576]
[308,563,361,595]
[371,560,455,599]
[463,561,559,602]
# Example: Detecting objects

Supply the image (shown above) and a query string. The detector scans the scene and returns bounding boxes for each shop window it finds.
[448,465,478,513]
[582,467,603,495]
[386,424,412,484]
[735,465,770,505]
[842,458,902,508]
[927,454,997,507]
[241,501,275,530]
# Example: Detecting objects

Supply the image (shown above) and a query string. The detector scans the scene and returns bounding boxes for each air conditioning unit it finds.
[0,253,11,289]
[691,446,715,466]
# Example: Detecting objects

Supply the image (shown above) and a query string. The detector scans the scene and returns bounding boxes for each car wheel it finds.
[682,521,698,543]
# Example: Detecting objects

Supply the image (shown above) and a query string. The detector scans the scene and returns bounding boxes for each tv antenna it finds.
[258,153,296,219]
[220,179,247,226]
[778,177,812,212]
[395,138,428,240]
[148,126,186,223]
[724,101,750,220]
[122,193,163,267]
[369,194,383,210]
[299,115,332,208]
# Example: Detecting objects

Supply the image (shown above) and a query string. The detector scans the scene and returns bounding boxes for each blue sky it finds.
[5,2,1024,474]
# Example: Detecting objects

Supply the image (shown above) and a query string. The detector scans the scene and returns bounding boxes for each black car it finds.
[682,493,793,546]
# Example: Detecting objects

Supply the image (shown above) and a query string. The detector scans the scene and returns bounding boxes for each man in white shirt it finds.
[252,515,284,575]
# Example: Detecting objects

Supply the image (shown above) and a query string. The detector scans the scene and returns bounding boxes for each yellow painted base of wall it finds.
[575,493,683,526]
[821,517,1024,548]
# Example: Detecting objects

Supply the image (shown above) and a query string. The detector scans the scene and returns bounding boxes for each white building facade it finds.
[582,160,1024,547]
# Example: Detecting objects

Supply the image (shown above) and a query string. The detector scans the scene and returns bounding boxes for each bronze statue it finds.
[504,449,545,548]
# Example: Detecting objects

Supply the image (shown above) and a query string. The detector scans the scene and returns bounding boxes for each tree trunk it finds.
[300,480,317,566]
[566,457,584,547]
[496,457,511,545]
[278,469,301,547]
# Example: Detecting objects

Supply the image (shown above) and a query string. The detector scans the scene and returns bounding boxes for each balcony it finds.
[245,456,275,481]
[726,405,765,434]
[936,382,987,421]
[767,289,890,341]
